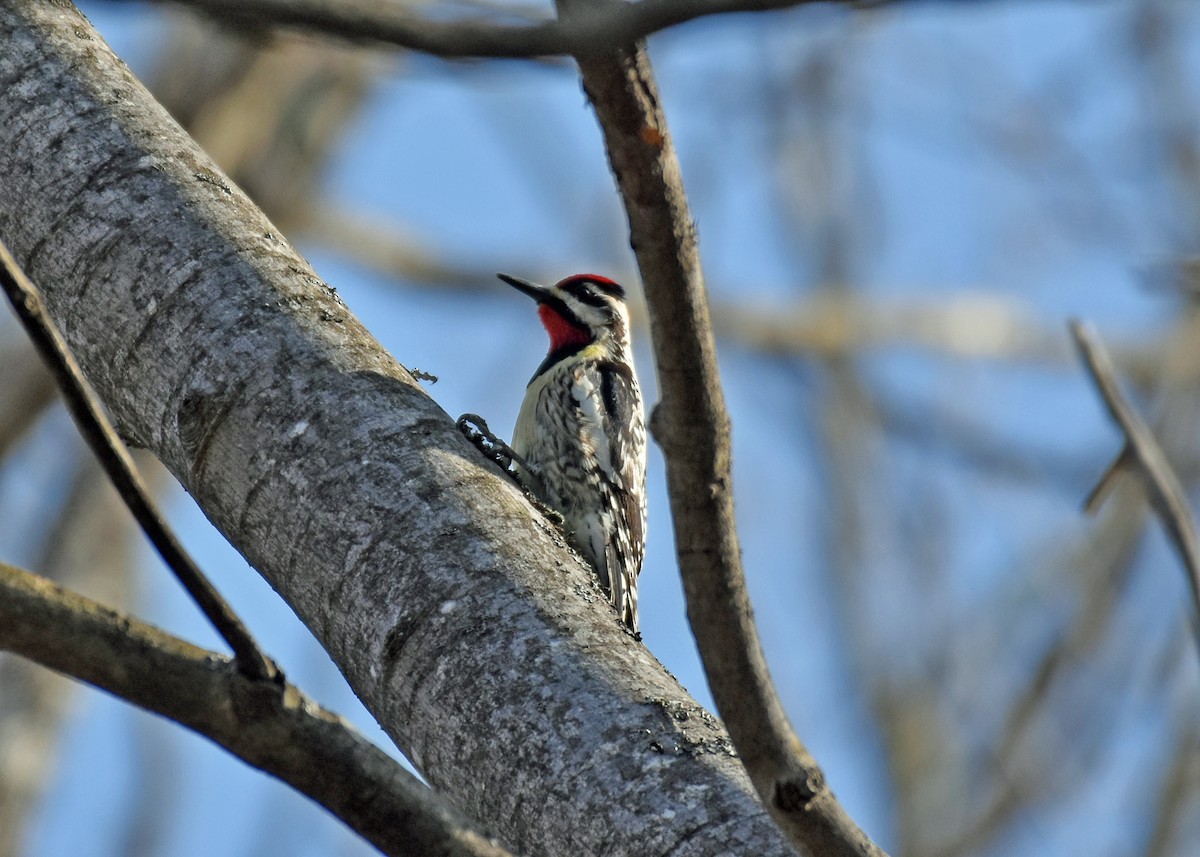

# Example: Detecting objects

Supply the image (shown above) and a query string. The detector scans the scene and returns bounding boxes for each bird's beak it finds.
[497,272,552,303]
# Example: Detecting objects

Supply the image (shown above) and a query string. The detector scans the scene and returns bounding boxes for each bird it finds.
[498,272,647,633]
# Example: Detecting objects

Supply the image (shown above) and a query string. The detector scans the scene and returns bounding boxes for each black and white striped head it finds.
[498,273,631,356]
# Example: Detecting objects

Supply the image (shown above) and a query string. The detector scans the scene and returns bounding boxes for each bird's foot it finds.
[456,414,530,483]
[457,414,565,527]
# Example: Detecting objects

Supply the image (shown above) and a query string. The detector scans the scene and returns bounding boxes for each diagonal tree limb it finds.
[0,240,277,684]
[142,0,821,60]
[0,4,795,853]
[0,561,513,857]
[558,4,886,854]
[1071,319,1200,653]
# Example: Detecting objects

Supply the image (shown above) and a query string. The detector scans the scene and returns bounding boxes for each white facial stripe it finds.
[555,290,630,348]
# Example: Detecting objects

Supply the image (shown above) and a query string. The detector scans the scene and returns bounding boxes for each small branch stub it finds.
[774,767,827,813]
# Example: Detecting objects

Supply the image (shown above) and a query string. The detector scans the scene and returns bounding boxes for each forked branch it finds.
[1072,319,1200,654]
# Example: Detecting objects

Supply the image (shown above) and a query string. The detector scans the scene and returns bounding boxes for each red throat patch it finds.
[538,303,592,352]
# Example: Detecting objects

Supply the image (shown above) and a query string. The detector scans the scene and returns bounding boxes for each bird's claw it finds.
[457,413,530,478]
[457,415,563,526]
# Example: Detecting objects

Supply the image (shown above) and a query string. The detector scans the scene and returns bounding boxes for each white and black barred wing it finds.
[571,358,646,631]
[511,355,647,632]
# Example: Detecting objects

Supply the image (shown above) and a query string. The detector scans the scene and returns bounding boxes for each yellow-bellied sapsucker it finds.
[498,272,647,633]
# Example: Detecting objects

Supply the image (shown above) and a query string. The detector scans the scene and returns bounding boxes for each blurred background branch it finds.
[140,0,818,58]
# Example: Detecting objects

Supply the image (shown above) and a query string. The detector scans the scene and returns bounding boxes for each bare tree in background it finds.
[2,1,1200,856]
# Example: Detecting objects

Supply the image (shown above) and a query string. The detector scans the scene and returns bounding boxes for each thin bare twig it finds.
[562,6,885,854]
[0,561,513,857]
[0,239,276,683]
[1072,319,1200,652]
[149,0,821,59]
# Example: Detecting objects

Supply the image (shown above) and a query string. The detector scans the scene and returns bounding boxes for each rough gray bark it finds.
[0,4,797,855]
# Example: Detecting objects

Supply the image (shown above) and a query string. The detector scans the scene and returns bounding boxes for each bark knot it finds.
[177,387,235,480]
[773,767,826,813]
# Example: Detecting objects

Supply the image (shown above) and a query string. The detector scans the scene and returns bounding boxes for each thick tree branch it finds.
[146,0,818,59]
[1072,320,1200,650]
[0,4,794,854]
[0,239,276,684]
[0,561,512,857]
[559,3,886,854]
